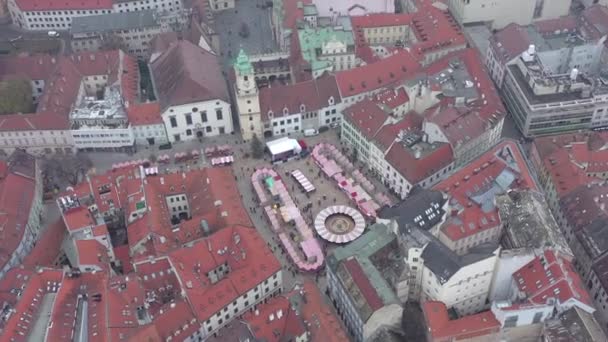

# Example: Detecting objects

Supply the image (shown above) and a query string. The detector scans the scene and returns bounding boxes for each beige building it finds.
[70,10,164,59]
[447,0,571,29]
[208,0,234,11]
[233,50,263,141]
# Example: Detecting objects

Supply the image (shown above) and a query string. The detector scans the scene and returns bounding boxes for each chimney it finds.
[570,68,579,81]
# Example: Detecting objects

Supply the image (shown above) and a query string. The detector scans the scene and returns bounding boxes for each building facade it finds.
[233,50,263,140]
[487,11,608,137]
[0,151,42,279]
[70,10,164,59]
[447,0,571,29]
[151,40,234,143]
[7,0,183,30]
[326,223,405,342]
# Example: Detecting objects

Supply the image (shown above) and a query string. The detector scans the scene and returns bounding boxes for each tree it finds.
[251,135,264,159]
[42,153,93,186]
[0,79,34,114]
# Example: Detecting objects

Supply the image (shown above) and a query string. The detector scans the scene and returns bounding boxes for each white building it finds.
[150,40,233,143]
[127,102,169,146]
[420,242,500,316]
[447,0,571,29]
[0,50,140,155]
[7,0,183,31]
[134,226,284,339]
[311,0,394,17]
[486,10,608,137]
[258,74,343,138]
[208,0,234,11]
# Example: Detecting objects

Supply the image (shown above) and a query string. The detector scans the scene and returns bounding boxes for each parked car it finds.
[304,129,319,137]
[159,143,172,150]
[329,122,340,128]
[47,31,60,38]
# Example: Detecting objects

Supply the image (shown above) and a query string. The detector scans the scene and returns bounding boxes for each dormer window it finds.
[268,110,273,118]
[300,104,306,113]
[283,107,289,116]
[328,96,335,105]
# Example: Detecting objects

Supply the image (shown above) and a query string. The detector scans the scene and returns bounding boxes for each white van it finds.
[47,31,60,38]
[304,129,318,137]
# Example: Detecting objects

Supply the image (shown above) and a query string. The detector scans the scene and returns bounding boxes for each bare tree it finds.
[42,153,93,186]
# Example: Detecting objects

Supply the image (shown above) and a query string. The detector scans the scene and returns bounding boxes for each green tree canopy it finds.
[0,78,34,115]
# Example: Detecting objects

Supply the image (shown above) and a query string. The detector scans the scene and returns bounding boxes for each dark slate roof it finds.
[150,40,228,109]
[71,10,158,34]
[378,188,446,233]
[421,242,498,285]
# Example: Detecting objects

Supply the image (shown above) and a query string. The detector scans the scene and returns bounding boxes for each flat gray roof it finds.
[71,10,159,34]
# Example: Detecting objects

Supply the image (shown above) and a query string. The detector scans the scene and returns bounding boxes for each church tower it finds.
[233,49,262,140]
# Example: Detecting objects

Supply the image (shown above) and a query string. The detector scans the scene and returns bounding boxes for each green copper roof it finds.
[298,26,354,72]
[234,49,253,75]
[327,223,399,310]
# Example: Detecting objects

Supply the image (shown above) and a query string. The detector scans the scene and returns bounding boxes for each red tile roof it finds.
[112,244,134,273]
[373,112,423,151]
[13,0,113,11]
[243,297,306,342]
[373,87,409,110]
[0,54,57,81]
[127,102,163,126]
[0,50,136,131]
[299,281,349,342]
[0,158,37,271]
[422,301,500,341]
[343,99,389,140]
[0,111,70,131]
[489,23,531,64]
[21,218,65,270]
[259,74,341,121]
[128,167,252,258]
[335,49,421,98]
[424,49,505,147]
[351,13,414,28]
[343,257,384,311]
[166,225,281,322]
[580,5,608,40]
[75,239,110,269]
[513,250,593,310]
[62,206,96,232]
[151,40,228,109]
[151,300,199,341]
[0,269,64,341]
[533,133,606,198]
[434,140,536,242]
[279,0,313,31]
[350,3,464,62]
[46,272,109,342]
[386,140,453,184]
[409,4,465,58]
